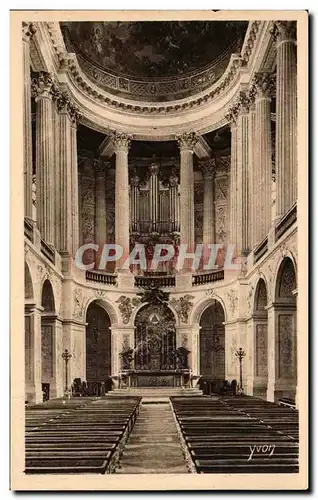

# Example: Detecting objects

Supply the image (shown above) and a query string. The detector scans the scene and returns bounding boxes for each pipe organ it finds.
[129,159,180,238]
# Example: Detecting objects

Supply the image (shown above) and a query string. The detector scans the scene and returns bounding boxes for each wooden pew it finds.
[170,396,299,474]
[25,396,141,474]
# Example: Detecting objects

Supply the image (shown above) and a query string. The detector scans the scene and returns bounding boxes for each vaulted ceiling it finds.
[61,21,248,101]
[62,21,247,79]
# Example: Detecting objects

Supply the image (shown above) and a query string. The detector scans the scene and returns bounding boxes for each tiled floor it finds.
[116,402,189,474]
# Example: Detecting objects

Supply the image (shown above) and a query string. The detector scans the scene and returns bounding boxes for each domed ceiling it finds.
[61,21,248,102]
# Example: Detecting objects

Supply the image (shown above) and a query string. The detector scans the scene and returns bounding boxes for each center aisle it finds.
[116,401,190,474]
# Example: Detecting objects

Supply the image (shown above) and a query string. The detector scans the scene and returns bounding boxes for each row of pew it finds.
[25,396,141,474]
[170,396,299,474]
[222,396,299,441]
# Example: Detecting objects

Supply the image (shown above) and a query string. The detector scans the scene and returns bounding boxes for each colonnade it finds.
[227,21,297,254]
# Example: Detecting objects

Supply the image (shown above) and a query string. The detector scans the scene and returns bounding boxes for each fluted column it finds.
[272,21,297,216]
[226,107,238,249]
[177,133,198,269]
[248,98,256,249]
[71,119,79,255]
[201,158,216,246]
[111,133,131,272]
[32,72,58,244]
[56,92,79,254]
[94,159,107,253]
[130,172,140,233]
[236,92,250,254]
[169,169,179,232]
[22,22,36,220]
[254,73,274,243]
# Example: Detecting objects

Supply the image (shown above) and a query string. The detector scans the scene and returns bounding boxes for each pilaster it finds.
[272,21,297,216]
[22,22,36,220]
[177,132,198,270]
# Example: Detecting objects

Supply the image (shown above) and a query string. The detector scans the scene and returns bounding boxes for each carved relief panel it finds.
[214,174,228,245]
[194,180,204,244]
[255,324,268,377]
[80,160,96,262]
[278,314,295,379]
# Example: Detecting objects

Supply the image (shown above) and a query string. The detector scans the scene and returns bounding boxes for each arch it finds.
[24,261,34,300]
[190,295,228,325]
[131,300,179,327]
[252,278,268,398]
[275,257,297,303]
[85,300,112,388]
[253,278,268,314]
[84,296,119,326]
[199,301,225,379]
[134,302,177,371]
[41,279,55,313]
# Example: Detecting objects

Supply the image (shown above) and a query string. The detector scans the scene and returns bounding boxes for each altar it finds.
[119,369,191,388]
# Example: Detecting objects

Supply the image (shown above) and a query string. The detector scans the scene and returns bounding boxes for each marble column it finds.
[248,98,257,249]
[94,159,107,258]
[111,133,131,272]
[226,107,238,249]
[71,118,80,256]
[169,169,179,233]
[254,73,274,243]
[56,93,74,254]
[177,133,198,270]
[32,72,57,245]
[273,21,297,216]
[22,22,36,220]
[236,92,250,254]
[201,158,216,246]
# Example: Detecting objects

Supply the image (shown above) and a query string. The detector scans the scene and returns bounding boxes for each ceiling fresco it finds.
[61,21,248,79]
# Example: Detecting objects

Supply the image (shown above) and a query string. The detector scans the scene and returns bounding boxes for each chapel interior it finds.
[23,19,299,474]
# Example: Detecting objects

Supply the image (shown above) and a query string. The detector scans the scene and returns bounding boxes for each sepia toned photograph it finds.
[10,10,308,491]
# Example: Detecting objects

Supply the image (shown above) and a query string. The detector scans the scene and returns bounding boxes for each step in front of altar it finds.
[109,387,202,398]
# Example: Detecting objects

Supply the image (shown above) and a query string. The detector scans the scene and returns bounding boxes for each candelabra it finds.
[235,347,246,394]
[62,349,72,395]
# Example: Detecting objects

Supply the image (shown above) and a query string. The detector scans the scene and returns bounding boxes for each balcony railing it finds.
[40,238,55,265]
[253,236,268,264]
[192,269,224,286]
[24,218,34,242]
[85,270,117,286]
[131,221,180,234]
[275,203,297,242]
[134,275,176,288]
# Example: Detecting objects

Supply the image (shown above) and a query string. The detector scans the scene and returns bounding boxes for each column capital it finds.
[56,91,81,125]
[177,132,198,152]
[236,90,250,115]
[199,157,216,180]
[31,72,59,101]
[225,103,239,126]
[271,21,297,45]
[252,72,275,99]
[110,132,132,153]
[22,22,37,42]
